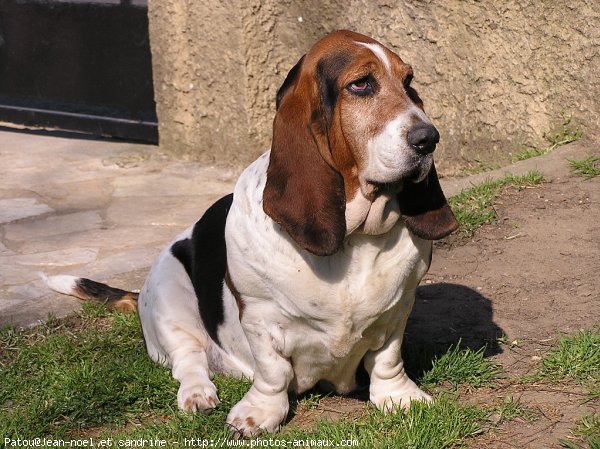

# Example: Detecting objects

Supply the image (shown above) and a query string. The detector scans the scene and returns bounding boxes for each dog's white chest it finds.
[277,232,429,391]
[299,230,424,340]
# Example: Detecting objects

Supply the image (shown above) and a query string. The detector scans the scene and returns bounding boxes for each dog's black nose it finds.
[407,123,440,155]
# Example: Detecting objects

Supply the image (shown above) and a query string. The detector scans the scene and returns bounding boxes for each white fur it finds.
[41,32,444,436]
[40,273,79,297]
[356,41,391,71]
[345,190,401,236]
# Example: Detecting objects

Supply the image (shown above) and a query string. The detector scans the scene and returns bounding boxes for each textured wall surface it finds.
[148,0,599,173]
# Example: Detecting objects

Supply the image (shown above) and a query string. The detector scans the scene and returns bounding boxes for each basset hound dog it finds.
[45,30,458,436]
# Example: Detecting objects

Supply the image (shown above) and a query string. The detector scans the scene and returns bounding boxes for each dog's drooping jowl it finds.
[45,30,458,436]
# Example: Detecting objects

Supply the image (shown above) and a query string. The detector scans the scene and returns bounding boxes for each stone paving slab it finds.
[0,198,54,224]
[0,128,595,328]
[0,129,237,328]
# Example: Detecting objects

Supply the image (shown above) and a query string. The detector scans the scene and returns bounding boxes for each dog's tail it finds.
[41,273,138,312]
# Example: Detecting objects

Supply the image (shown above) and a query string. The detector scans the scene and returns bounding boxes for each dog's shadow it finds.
[401,282,504,380]
[289,282,504,414]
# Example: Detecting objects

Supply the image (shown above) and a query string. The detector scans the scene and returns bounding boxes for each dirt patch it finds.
[288,395,369,431]
[427,174,599,448]
[289,172,600,447]
[467,384,594,449]
[428,175,598,342]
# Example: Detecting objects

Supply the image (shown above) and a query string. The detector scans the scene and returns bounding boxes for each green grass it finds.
[576,414,600,443]
[295,390,329,410]
[524,329,599,449]
[514,116,582,162]
[4,305,595,448]
[0,304,179,438]
[524,329,600,449]
[420,342,503,389]
[448,171,545,236]
[71,395,488,449]
[560,438,600,449]
[0,303,255,441]
[563,414,600,449]
[1,305,500,447]
[530,328,600,400]
[492,395,537,425]
[560,414,600,449]
[284,397,487,449]
[569,154,600,180]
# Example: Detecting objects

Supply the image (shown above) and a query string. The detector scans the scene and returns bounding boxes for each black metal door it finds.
[0,0,157,143]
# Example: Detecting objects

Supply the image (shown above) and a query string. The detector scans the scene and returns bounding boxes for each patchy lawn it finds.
[1,158,598,448]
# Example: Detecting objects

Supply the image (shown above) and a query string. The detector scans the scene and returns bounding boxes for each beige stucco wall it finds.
[148,0,599,174]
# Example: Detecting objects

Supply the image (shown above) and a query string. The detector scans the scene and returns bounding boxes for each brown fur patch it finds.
[110,295,138,313]
[224,269,244,320]
[183,398,194,411]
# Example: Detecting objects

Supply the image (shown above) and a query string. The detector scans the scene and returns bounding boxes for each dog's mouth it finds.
[360,153,433,200]
[364,163,429,199]
[365,179,404,198]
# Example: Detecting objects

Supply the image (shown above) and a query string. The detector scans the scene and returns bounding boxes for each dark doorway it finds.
[0,0,158,143]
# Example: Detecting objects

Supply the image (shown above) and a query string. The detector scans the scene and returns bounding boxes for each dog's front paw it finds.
[371,379,432,413]
[226,388,288,437]
[177,381,220,414]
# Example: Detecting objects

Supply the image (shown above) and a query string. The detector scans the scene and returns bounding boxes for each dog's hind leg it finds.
[159,326,220,413]
[139,257,222,414]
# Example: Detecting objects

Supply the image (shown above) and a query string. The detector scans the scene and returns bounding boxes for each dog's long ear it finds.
[397,163,459,240]
[275,56,304,110]
[263,56,346,256]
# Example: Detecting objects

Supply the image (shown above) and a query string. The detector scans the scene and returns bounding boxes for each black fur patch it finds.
[76,278,137,301]
[171,193,234,346]
[406,85,424,108]
[316,52,351,119]
[171,238,192,275]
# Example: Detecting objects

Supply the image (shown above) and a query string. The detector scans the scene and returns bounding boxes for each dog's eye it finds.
[350,80,369,91]
[348,77,374,96]
[404,74,413,88]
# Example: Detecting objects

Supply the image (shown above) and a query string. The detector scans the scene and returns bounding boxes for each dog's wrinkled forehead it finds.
[307,30,411,82]
[296,30,418,128]
[275,30,413,111]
